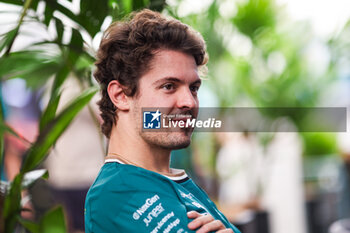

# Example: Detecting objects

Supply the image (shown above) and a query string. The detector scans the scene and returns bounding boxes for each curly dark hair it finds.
[94,9,208,138]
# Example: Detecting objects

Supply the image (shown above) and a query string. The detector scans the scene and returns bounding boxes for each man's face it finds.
[130,49,201,150]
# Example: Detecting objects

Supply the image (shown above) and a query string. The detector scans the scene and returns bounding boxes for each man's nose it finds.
[176,87,198,110]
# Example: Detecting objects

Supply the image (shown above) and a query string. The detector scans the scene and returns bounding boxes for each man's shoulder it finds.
[85,162,185,219]
[89,162,177,194]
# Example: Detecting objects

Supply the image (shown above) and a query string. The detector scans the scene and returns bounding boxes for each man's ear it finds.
[107,80,130,111]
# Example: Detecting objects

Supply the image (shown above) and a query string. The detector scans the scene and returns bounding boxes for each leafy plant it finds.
[0,0,166,232]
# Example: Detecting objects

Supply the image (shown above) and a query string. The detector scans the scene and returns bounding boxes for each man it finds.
[85,9,241,233]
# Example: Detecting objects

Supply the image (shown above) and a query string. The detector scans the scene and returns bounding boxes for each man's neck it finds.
[107,126,172,174]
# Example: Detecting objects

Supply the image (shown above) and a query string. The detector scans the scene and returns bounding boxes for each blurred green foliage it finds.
[234,0,276,40]
[302,133,338,156]
[165,0,347,189]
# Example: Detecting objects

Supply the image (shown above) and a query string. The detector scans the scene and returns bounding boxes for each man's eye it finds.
[190,85,200,93]
[161,83,175,90]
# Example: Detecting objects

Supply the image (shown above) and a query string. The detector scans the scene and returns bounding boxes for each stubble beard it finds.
[140,129,193,150]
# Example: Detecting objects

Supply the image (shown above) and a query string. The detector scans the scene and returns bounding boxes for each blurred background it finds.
[0,0,349,232]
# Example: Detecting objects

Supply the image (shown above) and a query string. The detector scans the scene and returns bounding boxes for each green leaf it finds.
[4,173,23,232]
[0,0,23,5]
[55,18,64,43]
[75,53,94,71]
[132,0,149,11]
[52,64,70,93]
[0,50,50,77]
[21,86,99,173]
[23,62,62,89]
[30,0,40,11]
[0,0,39,9]
[43,0,80,25]
[44,2,54,26]
[0,50,61,89]
[67,28,83,66]
[1,0,35,55]
[0,27,19,54]
[39,60,72,132]
[20,206,66,233]
[39,90,62,133]
[19,206,67,233]
[73,53,94,82]
[39,66,71,133]
[40,206,67,233]
[42,171,49,180]
[18,219,40,233]
[79,0,109,36]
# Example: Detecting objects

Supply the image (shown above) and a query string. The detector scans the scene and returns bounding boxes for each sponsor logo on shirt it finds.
[163,218,180,233]
[191,201,205,210]
[133,194,160,220]
[143,203,164,227]
[179,191,194,199]
[150,212,174,233]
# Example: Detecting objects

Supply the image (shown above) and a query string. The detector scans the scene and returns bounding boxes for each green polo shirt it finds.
[85,158,241,233]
